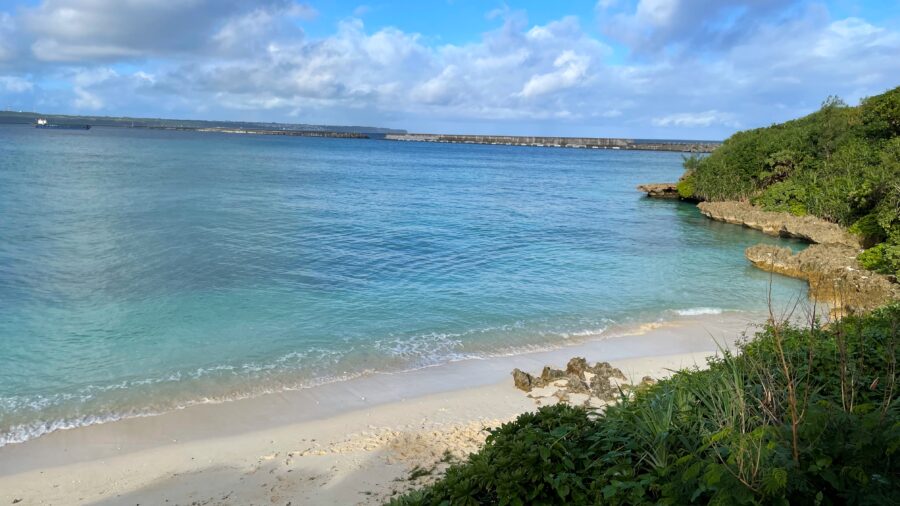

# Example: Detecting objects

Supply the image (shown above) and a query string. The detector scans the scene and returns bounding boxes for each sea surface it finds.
[0,124,808,445]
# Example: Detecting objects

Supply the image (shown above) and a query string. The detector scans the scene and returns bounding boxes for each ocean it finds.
[0,124,808,445]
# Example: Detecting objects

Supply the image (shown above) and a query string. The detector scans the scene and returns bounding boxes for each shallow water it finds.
[0,124,807,445]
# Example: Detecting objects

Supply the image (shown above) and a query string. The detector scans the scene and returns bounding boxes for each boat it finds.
[34,118,91,130]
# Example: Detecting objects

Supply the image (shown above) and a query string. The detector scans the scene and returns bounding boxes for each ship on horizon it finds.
[34,118,91,130]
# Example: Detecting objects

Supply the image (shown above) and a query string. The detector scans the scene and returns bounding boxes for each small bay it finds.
[0,124,807,445]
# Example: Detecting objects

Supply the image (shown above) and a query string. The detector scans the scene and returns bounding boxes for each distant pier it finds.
[385,133,718,153]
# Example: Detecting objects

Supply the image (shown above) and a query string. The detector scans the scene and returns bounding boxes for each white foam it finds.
[673,307,725,316]
[0,310,740,447]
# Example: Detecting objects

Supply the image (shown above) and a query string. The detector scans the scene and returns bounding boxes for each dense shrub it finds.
[676,176,695,200]
[392,305,900,505]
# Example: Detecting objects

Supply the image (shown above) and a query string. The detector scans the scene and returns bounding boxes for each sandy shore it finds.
[0,312,764,505]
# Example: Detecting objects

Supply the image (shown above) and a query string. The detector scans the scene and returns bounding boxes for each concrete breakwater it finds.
[385,133,718,153]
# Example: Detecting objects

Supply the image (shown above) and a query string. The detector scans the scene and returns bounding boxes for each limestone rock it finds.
[592,361,627,382]
[698,201,862,248]
[540,366,567,383]
[746,244,900,317]
[637,183,680,199]
[511,368,537,392]
[565,357,590,377]
[514,358,630,405]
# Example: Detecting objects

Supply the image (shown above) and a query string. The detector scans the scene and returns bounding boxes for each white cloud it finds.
[635,0,678,27]
[0,76,33,93]
[652,110,738,128]
[73,87,103,109]
[519,51,589,98]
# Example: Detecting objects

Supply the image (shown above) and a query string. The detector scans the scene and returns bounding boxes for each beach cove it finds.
[0,312,768,505]
[0,124,815,503]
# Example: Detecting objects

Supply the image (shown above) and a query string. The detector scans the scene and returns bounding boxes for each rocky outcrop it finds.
[512,357,631,408]
[698,201,862,248]
[637,183,680,199]
[695,201,898,316]
[746,244,900,316]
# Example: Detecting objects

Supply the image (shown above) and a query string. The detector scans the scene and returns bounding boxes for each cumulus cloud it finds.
[652,110,738,128]
[23,0,315,61]
[519,50,590,98]
[148,13,613,125]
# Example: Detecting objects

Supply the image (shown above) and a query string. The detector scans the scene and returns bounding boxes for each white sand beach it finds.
[0,313,764,505]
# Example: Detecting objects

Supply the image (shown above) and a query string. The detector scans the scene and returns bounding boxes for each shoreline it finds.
[0,311,763,505]
[0,308,744,450]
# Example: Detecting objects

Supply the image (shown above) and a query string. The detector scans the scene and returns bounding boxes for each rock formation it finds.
[511,357,632,408]
[697,201,861,248]
[637,183,680,199]
[746,244,900,316]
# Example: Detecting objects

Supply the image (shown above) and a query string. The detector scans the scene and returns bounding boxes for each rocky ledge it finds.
[637,183,680,199]
[746,244,900,316]
[697,201,862,248]
[512,357,655,410]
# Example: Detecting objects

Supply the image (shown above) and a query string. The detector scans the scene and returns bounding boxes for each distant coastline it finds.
[0,110,404,135]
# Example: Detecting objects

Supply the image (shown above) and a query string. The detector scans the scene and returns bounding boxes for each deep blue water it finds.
[0,124,807,445]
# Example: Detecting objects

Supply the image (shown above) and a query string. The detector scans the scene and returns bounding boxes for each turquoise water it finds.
[0,124,807,445]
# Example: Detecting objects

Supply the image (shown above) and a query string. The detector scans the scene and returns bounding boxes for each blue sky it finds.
[1,1,899,139]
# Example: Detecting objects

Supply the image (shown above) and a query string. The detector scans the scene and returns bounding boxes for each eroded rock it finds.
[511,368,537,391]
[746,244,900,317]
[637,183,680,199]
[512,358,631,406]
[698,201,861,248]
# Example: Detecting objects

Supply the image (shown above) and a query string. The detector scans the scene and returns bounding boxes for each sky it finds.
[0,1,899,139]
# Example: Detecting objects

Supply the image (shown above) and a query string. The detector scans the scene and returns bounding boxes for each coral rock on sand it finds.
[511,357,635,407]
[512,368,537,391]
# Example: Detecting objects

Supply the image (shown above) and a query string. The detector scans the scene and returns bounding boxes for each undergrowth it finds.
[390,304,900,505]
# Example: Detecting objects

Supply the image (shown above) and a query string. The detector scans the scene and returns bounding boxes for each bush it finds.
[753,180,808,216]
[859,243,900,277]
[676,175,695,199]
[850,214,888,246]
[394,306,900,505]
[394,404,601,505]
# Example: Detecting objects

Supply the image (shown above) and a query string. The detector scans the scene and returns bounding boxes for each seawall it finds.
[386,134,718,153]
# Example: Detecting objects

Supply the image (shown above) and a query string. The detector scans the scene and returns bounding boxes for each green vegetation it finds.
[393,305,900,505]
[679,87,900,276]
